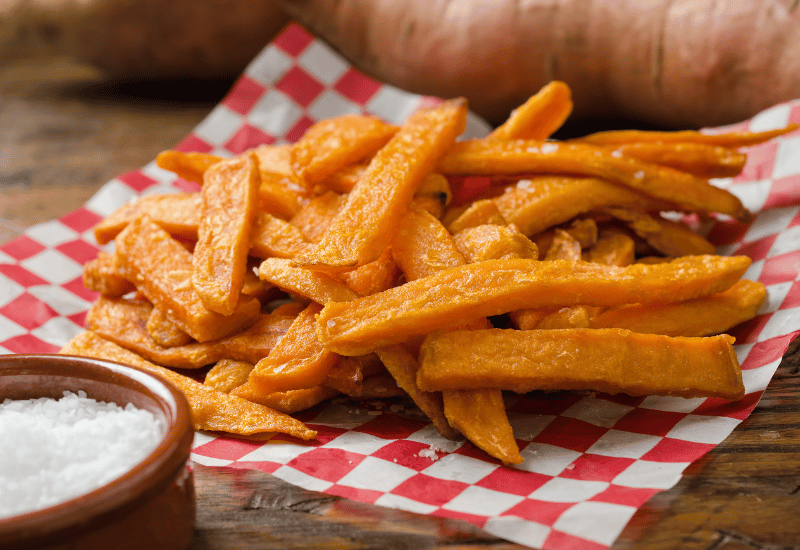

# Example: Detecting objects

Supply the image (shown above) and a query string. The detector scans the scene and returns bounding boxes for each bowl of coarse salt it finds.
[0,354,195,550]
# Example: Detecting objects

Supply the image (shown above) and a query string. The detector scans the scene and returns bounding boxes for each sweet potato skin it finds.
[276,0,800,128]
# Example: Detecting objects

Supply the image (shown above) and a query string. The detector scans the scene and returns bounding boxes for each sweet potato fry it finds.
[390,206,523,458]
[258,257,360,304]
[83,251,135,297]
[321,163,367,194]
[234,385,340,414]
[291,114,399,188]
[587,230,636,266]
[235,303,339,395]
[257,173,308,219]
[94,193,203,245]
[375,345,456,440]
[453,224,539,262]
[534,306,592,329]
[411,173,452,219]
[598,142,747,179]
[115,215,260,342]
[289,190,347,243]
[603,207,716,257]
[337,248,401,297]
[417,328,745,401]
[572,124,799,148]
[392,206,467,281]
[438,139,750,221]
[446,199,507,234]
[321,353,381,397]
[60,331,317,439]
[156,150,225,184]
[316,255,751,355]
[193,153,260,315]
[86,297,292,368]
[443,389,523,465]
[544,229,582,261]
[590,279,766,337]
[249,213,313,259]
[492,177,675,237]
[508,307,560,330]
[205,359,255,393]
[146,307,193,347]
[294,99,468,269]
[488,81,572,141]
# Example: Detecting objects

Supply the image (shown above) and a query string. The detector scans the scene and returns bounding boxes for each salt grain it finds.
[0,391,164,518]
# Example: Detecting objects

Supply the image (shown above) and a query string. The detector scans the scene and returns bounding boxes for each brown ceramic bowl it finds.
[0,354,195,550]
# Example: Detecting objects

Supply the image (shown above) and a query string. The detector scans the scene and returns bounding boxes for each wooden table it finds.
[3,54,799,550]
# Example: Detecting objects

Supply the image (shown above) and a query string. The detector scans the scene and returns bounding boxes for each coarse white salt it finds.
[0,390,165,519]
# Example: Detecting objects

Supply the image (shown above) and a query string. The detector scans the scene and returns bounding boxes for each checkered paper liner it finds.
[2,22,799,550]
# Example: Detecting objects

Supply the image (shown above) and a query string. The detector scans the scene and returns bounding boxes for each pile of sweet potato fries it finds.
[62,82,795,464]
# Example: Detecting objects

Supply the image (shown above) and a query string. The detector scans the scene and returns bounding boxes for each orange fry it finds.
[291,114,399,188]
[146,307,193,347]
[492,177,674,237]
[587,230,636,267]
[289,190,347,243]
[86,297,292,368]
[83,251,135,297]
[488,81,572,141]
[603,207,716,257]
[438,139,750,221]
[453,224,539,262]
[235,303,339,395]
[205,359,255,393]
[599,142,747,179]
[60,331,317,439]
[337,248,401,296]
[234,385,340,414]
[316,256,751,355]
[446,199,507,234]
[392,206,467,281]
[258,257,359,304]
[193,154,260,315]
[572,124,798,148]
[375,345,456,440]
[417,328,744,400]
[443,389,522,465]
[156,150,225,184]
[590,279,766,337]
[115,215,260,342]
[294,99,468,270]
[93,193,202,245]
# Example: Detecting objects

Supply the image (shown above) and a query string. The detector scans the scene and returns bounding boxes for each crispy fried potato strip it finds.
[590,279,766,337]
[294,99,468,269]
[292,114,399,189]
[571,124,798,148]
[156,150,225,184]
[82,250,135,297]
[439,139,750,221]
[235,303,339,395]
[317,256,750,355]
[115,216,260,342]
[193,154,260,315]
[86,296,292,368]
[60,331,317,439]
[417,328,744,401]
[488,81,572,141]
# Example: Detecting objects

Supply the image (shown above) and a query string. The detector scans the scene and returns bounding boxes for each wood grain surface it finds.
[2,54,799,550]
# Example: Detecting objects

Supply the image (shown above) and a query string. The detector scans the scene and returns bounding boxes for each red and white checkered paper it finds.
[2,23,799,550]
